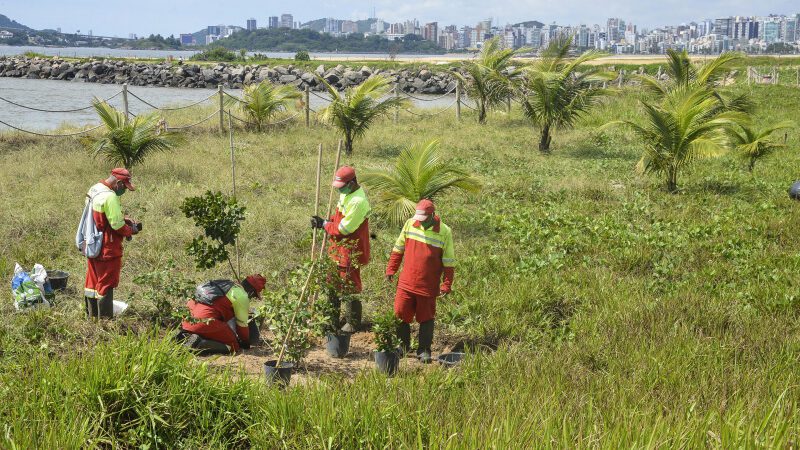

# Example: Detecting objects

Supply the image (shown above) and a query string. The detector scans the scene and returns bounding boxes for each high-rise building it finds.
[423,22,439,43]
[714,17,733,38]
[341,21,358,34]
[207,25,222,36]
[760,16,782,43]
[268,16,279,29]
[781,16,797,42]
[280,14,293,29]
[247,18,257,31]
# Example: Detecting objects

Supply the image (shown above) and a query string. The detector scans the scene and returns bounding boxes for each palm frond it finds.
[361,140,482,226]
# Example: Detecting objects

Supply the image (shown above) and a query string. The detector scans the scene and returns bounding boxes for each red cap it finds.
[111,168,136,191]
[332,166,356,188]
[412,199,435,222]
[244,274,266,299]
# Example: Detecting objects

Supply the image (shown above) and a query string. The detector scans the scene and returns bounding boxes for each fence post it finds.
[394,83,399,124]
[618,70,623,88]
[747,67,751,85]
[218,84,224,133]
[455,83,461,121]
[122,83,129,123]
[305,85,310,127]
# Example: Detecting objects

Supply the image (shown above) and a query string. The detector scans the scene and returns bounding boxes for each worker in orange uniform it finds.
[83,168,140,319]
[311,166,371,332]
[385,199,455,363]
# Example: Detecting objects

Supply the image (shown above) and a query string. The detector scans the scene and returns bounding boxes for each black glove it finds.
[311,216,325,229]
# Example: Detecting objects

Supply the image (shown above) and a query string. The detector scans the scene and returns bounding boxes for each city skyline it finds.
[1,0,798,37]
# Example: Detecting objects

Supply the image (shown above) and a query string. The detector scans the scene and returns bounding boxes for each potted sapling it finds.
[314,258,352,358]
[259,263,327,385]
[373,310,402,375]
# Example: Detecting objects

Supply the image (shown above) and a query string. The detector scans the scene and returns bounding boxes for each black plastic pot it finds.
[248,320,261,346]
[374,349,400,375]
[437,352,465,368]
[264,360,293,386]
[325,332,351,358]
[47,270,69,291]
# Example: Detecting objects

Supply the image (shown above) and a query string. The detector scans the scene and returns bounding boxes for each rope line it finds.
[402,86,457,101]
[404,100,458,117]
[310,91,333,102]
[127,90,216,111]
[0,120,103,137]
[460,100,478,111]
[0,90,122,113]
[223,91,244,103]
[227,110,301,126]
[165,111,219,131]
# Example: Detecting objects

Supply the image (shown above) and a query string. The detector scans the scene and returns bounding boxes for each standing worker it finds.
[83,168,140,319]
[385,199,455,363]
[311,166,371,333]
[179,275,266,354]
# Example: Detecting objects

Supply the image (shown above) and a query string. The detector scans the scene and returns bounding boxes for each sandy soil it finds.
[201,328,468,385]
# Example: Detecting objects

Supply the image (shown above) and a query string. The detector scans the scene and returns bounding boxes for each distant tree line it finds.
[212,28,444,54]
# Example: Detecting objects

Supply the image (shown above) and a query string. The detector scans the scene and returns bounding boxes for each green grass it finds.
[1,80,800,447]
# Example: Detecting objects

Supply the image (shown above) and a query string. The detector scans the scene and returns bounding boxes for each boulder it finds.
[418,69,432,81]
[275,65,290,75]
[315,64,325,76]
[279,74,298,83]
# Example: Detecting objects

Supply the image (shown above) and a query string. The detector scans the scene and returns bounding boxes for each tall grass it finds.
[1,81,800,446]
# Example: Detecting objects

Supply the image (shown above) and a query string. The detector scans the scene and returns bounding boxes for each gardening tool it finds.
[310,144,323,259]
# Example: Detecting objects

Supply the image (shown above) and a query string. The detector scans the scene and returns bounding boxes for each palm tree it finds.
[87,101,184,169]
[520,37,613,152]
[726,121,794,172]
[636,49,743,97]
[605,85,747,193]
[361,140,481,226]
[454,37,525,124]
[230,81,300,131]
[318,75,408,155]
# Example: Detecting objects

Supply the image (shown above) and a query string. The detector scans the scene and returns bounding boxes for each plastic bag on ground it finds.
[12,263,51,311]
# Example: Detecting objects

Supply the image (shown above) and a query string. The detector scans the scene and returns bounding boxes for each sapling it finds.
[181,191,246,280]
[133,260,195,326]
[373,310,402,353]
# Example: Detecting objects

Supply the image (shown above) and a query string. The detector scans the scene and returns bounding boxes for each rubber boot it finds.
[397,321,411,355]
[417,320,435,364]
[340,298,362,333]
[98,288,114,319]
[85,296,99,319]
[192,336,232,355]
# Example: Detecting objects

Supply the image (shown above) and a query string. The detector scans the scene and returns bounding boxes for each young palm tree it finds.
[318,75,408,155]
[231,81,300,131]
[605,85,747,193]
[361,140,481,226]
[454,37,525,124]
[87,101,184,169]
[636,49,743,97]
[520,37,613,153]
[726,121,795,172]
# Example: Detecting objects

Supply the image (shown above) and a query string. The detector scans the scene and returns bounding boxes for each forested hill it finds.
[0,14,31,30]
[213,28,445,54]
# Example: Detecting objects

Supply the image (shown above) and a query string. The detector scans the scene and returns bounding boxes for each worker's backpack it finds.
[75,191,104,259]
[194,280,236,305]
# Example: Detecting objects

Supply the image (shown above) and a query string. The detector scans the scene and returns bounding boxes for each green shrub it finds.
[294,50,310,61]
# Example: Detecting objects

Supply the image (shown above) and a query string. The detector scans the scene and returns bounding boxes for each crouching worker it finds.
[179,274,266,355]
[385,199,455,364]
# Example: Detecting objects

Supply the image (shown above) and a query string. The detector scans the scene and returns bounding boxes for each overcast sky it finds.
[1,0,798,37]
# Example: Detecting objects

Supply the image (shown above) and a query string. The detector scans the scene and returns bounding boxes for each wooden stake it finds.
[274,141,341,369]
[228,111,241,279]
[310,143,323,259]
[122,83,129,123]
[318,140,343,261]
[218,84,225,133]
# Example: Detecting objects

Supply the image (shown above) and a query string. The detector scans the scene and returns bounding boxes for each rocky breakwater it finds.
[0,56,459,94]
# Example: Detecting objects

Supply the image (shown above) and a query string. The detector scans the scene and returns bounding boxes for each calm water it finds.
[0,45,459,61]
[0,77,457,131]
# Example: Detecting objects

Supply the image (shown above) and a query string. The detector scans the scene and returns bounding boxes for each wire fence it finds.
[0,83,486,137]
